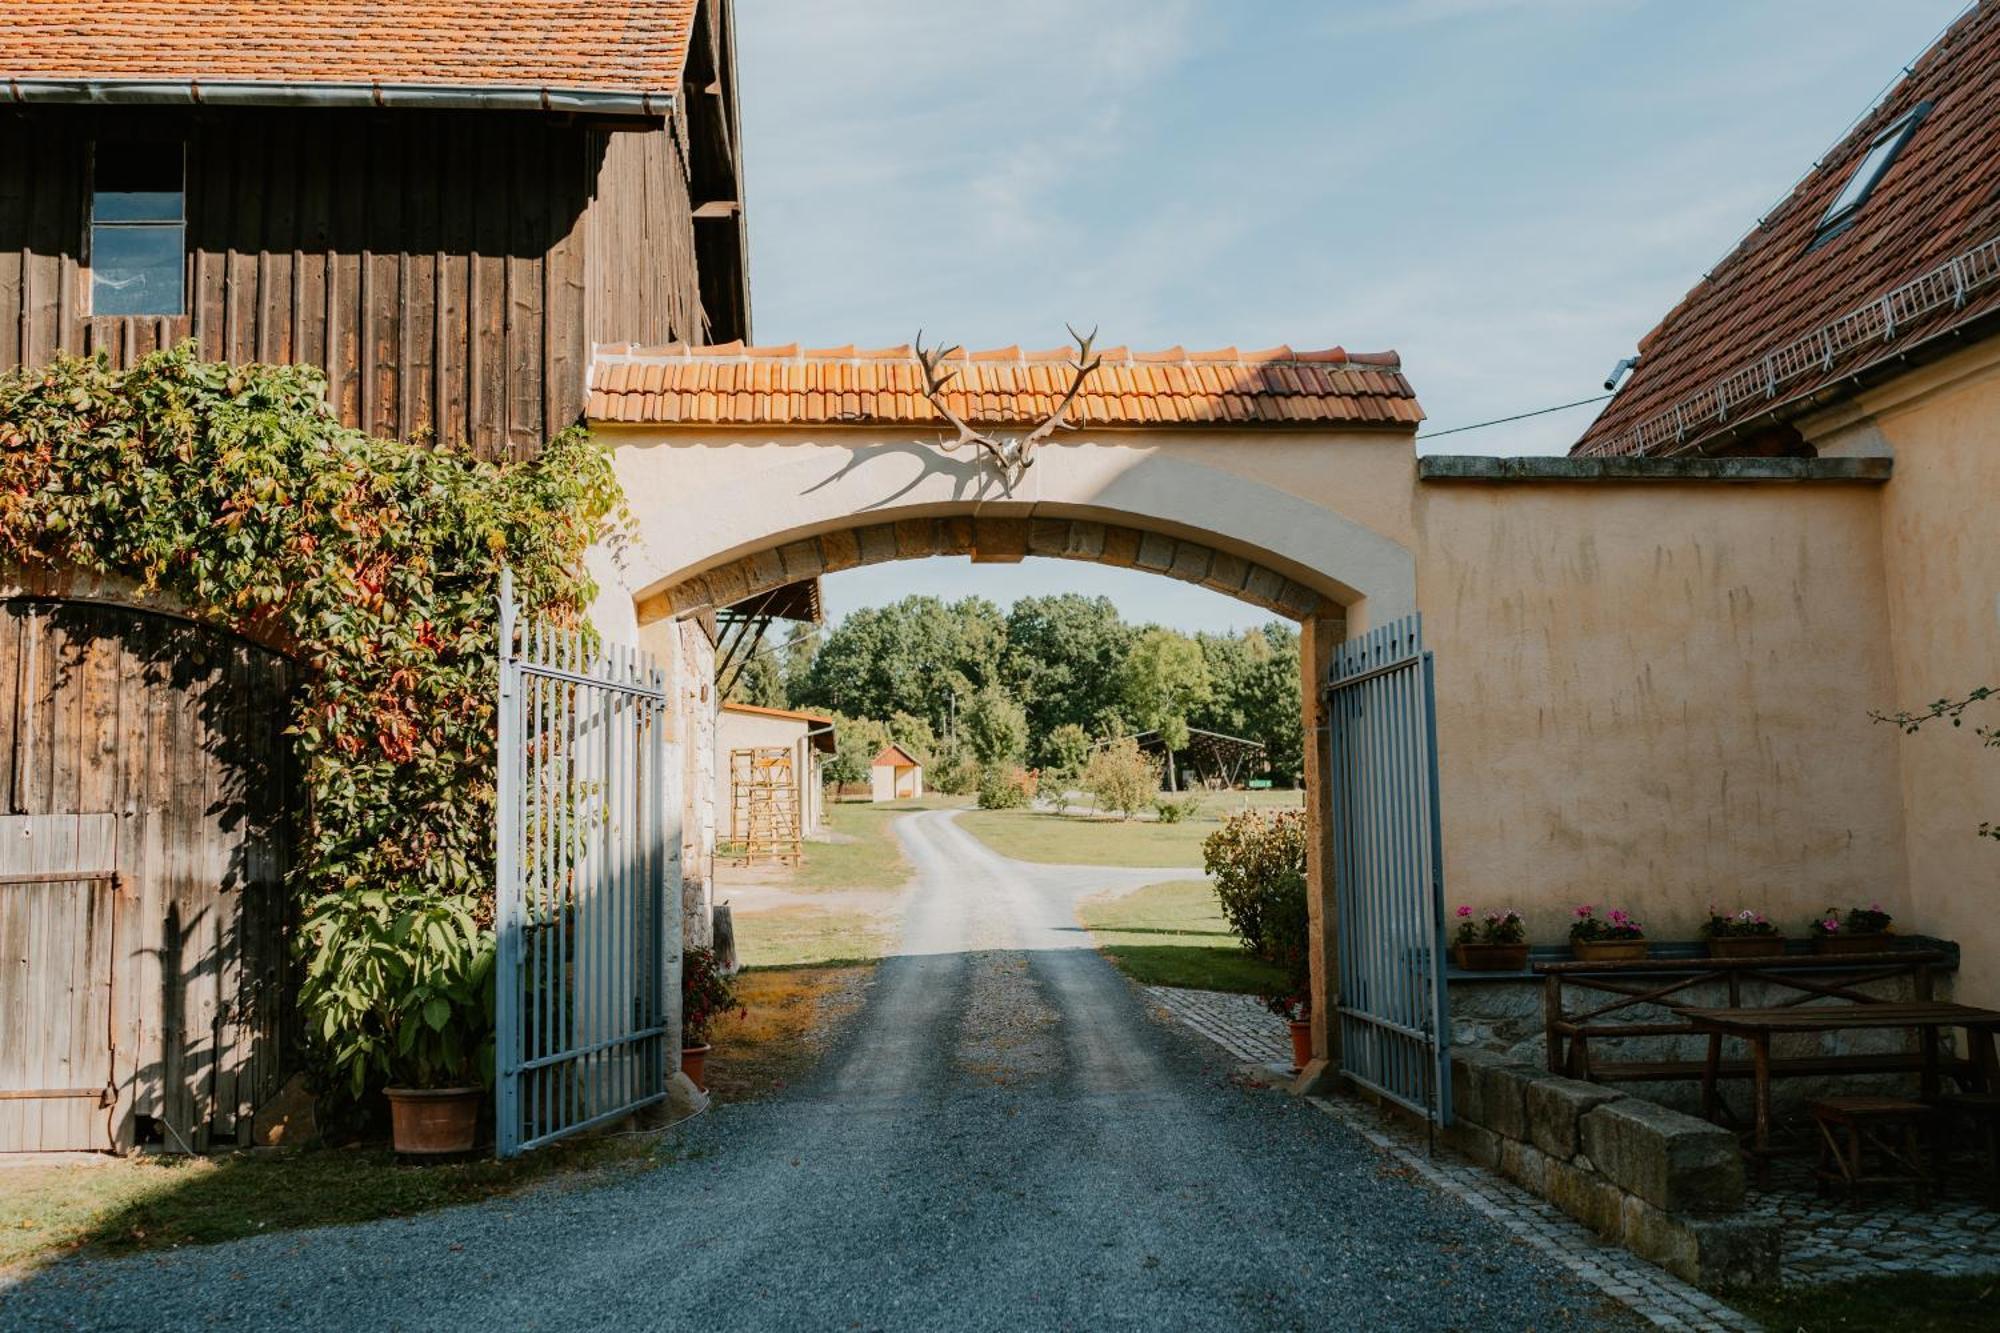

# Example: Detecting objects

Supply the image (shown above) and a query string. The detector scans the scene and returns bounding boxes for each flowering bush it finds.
[681,946,744,1048]
[1453,905,1527,946]
[1812,903,1894,937]
[1701,907,1780,939]
[1569,904,1644,942]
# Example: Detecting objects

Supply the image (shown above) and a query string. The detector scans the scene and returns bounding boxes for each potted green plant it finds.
[1452,905,1530,971]
[1701,906,1785,959]
[378,907,494,1156]
[1811,903,1895,955]
[681,945,741,1091]
[1569,904,1647,962]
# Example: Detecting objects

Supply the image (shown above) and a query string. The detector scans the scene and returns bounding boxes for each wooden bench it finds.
[1537,951,1952,1090]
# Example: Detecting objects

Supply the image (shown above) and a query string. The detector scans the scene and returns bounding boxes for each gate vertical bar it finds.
[494,570,522,1157]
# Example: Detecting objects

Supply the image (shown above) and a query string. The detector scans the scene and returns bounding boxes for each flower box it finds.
[1453,942,1531,972]
[1814,932,1893,956]
[1571,939,1648,963]
[1706,935,1786,959]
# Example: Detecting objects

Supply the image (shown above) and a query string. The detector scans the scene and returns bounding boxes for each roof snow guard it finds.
[1575,3,2000,457]
[587,342,1422,430]
[0,1,699,113]
[1600,232,2000,457]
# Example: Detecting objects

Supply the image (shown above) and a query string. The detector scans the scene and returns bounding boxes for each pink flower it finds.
[1822,917,1841,933]
[1574,904,1595,919]
[1869,901,1883,913]
[1456,905,1473,918]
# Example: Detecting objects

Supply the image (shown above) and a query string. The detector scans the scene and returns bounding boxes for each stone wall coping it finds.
[1417,455,1892,484]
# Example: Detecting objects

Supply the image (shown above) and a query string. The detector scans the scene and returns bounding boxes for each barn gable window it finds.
[88,141,186,316]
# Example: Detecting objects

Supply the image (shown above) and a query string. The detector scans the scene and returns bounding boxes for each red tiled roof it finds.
[870,745,920,769]
[1574,3,2000,457]
[720,701,835,727]
[0,1,700,98]
[586,342,1423,430]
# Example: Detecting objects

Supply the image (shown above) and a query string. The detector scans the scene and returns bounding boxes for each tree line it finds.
[730,593,1304,794]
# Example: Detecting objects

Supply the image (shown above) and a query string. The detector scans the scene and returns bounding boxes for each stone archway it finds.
[639,514,1333,623]
[591,341,1433,1091]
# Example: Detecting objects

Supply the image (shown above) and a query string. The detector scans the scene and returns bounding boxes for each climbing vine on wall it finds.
[0,346,621,1095]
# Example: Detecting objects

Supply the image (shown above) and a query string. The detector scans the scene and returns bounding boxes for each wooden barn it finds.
[0,0,750,1151]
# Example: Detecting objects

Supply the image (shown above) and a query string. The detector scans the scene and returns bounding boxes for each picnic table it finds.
[1681,1001,2000,1179]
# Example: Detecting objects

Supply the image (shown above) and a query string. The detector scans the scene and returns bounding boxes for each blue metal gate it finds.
[1325,615,1451,1125]
[494,572,680,1157]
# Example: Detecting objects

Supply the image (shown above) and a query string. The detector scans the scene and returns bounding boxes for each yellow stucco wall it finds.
[1412,479,1905,951]
[601,409,1989,985]
[1808,344,2000,1004]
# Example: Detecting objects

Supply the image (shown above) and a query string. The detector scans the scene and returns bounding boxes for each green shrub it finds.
[977,763,1034,809]
[1153,793,1204,824]
[1081,736,1158,819]
[1203,810,1310,1013]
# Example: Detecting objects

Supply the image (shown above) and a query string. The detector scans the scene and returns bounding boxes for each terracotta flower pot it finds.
[681,1044,712,1091]
[1453,942,1531,972]
[1571,939,1648,963]
[385,1086,480,1155]
[1705,935,1786,959]
[1814,933,1892,956]
[1287,1019,1313,1072]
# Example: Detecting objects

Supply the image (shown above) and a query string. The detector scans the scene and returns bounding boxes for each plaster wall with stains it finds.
[1805,339,2000,1004]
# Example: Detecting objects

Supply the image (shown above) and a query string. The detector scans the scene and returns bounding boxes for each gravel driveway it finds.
[2,810,1627,1331]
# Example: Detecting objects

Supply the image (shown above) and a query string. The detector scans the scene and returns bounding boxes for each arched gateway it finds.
[581,338,1447,1111]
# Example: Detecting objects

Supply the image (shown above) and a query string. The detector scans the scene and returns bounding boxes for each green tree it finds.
[1193,622,1304,785]
[795,595,1003,737]
[1117,627,1213,788]
[1041,722,1094,793]
[961,682,1029,767]
[1001,594,1135,765]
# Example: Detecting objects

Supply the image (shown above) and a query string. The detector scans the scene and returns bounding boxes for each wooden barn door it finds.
[0,599,298,1152]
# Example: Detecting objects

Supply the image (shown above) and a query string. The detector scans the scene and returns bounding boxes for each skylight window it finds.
[1811,102,1929,248]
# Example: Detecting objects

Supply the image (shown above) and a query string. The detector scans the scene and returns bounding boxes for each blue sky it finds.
[735,0,1967,632]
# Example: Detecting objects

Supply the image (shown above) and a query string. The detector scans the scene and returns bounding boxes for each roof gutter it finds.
[4,78,670,116]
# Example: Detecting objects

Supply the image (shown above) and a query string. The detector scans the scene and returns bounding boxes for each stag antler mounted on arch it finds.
[913,324,1103,490]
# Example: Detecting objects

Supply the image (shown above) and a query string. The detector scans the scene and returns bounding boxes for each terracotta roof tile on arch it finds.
[0,2,700,99]
[585,342,1423,430]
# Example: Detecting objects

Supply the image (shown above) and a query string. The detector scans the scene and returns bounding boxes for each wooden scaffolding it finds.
[728,746,802,865]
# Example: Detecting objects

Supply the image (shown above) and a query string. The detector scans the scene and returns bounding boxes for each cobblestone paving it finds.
[1144,986,1292,1065]
[1748,1156,2000,1282]
[1151,987,1753,1332]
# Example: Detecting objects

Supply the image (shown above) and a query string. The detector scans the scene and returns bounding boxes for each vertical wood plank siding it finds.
[0,106,712,460]
[0,600,297,1152]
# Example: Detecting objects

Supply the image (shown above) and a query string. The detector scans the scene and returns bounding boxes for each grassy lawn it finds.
[1725,1274,2000,1332]
[0,966,866,1278]
[0,1133,678,1277]
[794,795,965,889]
[959,788,1301,869]
[1077,879,1289,995]
[726,796,968,967]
